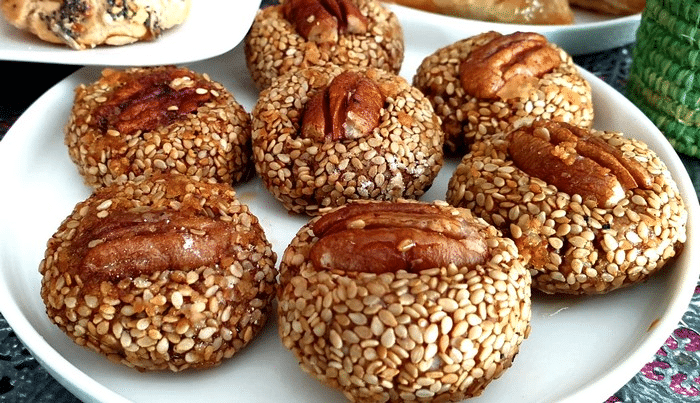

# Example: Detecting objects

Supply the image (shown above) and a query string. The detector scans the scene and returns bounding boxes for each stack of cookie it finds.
[626,0,700,158]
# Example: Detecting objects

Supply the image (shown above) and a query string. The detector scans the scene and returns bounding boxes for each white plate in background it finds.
[0,0,260,66]
[0,8,697,403]
[388,3,640,55]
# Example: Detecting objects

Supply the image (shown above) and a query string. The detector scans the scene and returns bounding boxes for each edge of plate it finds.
[386,3,640,55]
[0,0,261,66]
[553,69,700,403]
[0,36,696,403]
[0,75,134,403]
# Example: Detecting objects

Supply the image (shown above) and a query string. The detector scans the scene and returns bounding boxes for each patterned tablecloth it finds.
[1,8,700,403]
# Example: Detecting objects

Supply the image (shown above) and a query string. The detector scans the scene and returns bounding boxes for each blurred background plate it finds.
[0,0,261,66]
[387,3,641,55]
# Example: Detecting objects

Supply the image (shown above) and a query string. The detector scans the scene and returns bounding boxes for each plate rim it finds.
[386,2,641,55]
[0,0,261,66]
[556,69,700,402]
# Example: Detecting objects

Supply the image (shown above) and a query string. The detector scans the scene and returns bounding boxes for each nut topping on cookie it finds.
[459,32,561,99]
[282,0,368,44]
[508,120,653,208]
[308,202,488,273]
[76,210,238,282]
[302,71,385,141]
[91,67,214,136]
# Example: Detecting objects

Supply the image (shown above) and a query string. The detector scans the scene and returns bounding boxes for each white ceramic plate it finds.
[0,0,260,66]
[387,3,641,55]
[1,9,698,403]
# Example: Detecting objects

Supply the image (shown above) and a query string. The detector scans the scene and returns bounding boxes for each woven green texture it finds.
[626,0,700,157]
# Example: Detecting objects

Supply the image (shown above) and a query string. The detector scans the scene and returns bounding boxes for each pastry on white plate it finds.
[1,0,191,49]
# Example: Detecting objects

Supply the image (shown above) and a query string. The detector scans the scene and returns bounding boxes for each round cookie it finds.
[1,0,190,49]
[446,119,688,295]
[413,31,594,154]
[244,0,404,90]
[277,199,531,402]
[251,65,444,215]
[39,173,278,371]
[65,66,252,189]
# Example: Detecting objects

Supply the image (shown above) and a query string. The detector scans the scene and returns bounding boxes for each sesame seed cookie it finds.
[413,31,594,154]
[277,199,531,402]
[1,0,190,49]
[39,173,278,371]
[446,119,688,295]
[251,65,444,216]
[244,0,404,90]
[65,66,253,189]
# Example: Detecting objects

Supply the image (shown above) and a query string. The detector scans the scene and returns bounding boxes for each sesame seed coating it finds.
[244,0,404,90]
[251,65,445,216]
[65,66,253,189]
[39,174,278,371]
[413,31,594,154]
[278,199,531,402]
[446,128,688,295]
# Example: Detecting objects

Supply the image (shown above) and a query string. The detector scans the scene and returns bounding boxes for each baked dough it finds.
[446,120,688,295]
[39,173,278,371]
[570,0,645,15]
[413,31,593,154]
[278,199,531,401]
[1,0,191,49]
[387,0,574,24]
[244,0,404,90]
[65,66,253,189]
[251,65,444,215]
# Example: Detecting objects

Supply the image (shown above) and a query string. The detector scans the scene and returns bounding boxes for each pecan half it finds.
[73,210,239,281]
[91,67,214,136]
[302,71,384,141]
[508,120,653,208]
[282,0,368,44]
[309,202,489,273]
[459,32,561,99]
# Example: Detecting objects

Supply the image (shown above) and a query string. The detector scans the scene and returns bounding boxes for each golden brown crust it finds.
[40,174,278,371]
[65,66,253,189]
[244,0,404,90]
[570,0,645,16]
[446,121,688,295]
[278,199,531,402]
[251,65,444,215]
[413,31,594,155]
[386,0,574,25]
